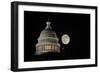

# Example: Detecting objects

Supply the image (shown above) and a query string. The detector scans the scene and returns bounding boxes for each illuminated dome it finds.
[35,20,60,55]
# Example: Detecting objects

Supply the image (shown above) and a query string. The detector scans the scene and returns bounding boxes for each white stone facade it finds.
[35,20,60,55]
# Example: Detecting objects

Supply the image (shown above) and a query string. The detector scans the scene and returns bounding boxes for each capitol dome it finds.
[35,20,61,55]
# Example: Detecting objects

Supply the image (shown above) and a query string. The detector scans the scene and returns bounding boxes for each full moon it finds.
[61,34,70,45]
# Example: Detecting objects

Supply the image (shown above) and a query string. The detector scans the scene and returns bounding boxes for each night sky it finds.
[24,11,90,62]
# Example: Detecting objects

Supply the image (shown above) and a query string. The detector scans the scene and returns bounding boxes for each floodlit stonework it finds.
[35,20,60,55]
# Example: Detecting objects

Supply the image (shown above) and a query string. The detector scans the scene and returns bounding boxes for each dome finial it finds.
[45,18,52,29]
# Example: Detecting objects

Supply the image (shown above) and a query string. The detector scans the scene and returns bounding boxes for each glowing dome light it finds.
[35,20,60,55]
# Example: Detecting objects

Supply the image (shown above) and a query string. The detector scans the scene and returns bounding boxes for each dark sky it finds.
[24,11,90,62]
